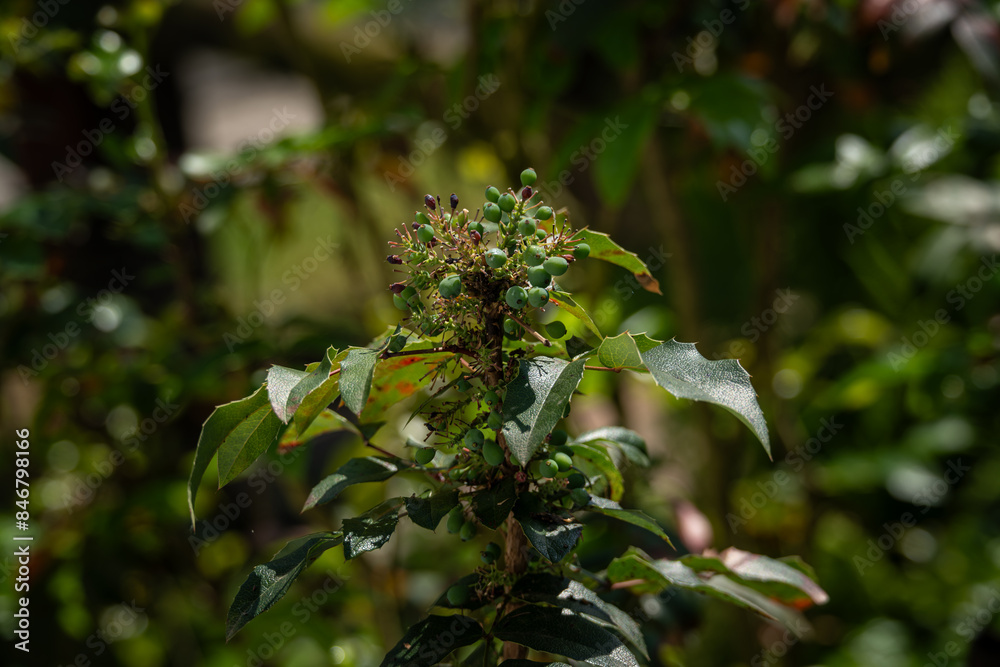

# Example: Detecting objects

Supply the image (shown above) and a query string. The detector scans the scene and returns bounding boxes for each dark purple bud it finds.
[412,221,420,230]
[424,194,436,211]
[386,255,403,265]
[470,230,482,244]
[521,186,533,200]
[450,193,458,210]
[427,238,438,248]
[389,282,406,293]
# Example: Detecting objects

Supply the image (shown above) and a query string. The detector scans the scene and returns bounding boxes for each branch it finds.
[507,314,551,347]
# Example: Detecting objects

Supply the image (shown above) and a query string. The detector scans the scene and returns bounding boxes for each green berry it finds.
[549,429,568,448]
[463,428,485,449]
[485,248,507,268]
[536,206,553,220]
[524,246,546,266]
[520,168,537,186]
[448,467,465,481]
[468,221,484,235]
[487,410,503,431]
[543,256,569,276]
[553,451,573,471]
[498,193,516,212]
[567,472,587,489]
[485,186,500,203]
[414,448,436,465]
[454,209,468,226]
[481,551,496,565]
[483,439,504,466]
[527,266,551,288]
[546,321,567,339]
[447,584,469,605]
[460,520,476,541]
[457,379,472,392]
[535,228,547,240]
[573,243,591,260]
[539,459,559,477]
[504,318,523,337]
[527,286,549,308]
[484,202,502,223]
[439,275,463,299]
[417,224,435,243]
[484,390,500,407]
[485,542,502,557]
[517,219,536,237]
[570,488,590,506]
[446,509,464,534]
[506,286,528,309]
[393,293,409,310]
[415,211,430,226]
[401,286,416,299]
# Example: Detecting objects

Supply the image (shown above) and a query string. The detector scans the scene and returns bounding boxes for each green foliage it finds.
[186,173,822,663]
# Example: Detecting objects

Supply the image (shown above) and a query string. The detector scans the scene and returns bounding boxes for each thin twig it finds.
[584,365,623,373]
[507,314,551,346]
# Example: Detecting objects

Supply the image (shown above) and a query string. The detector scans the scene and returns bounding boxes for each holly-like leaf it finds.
[339,347,380,415]
[303,457,409,512]
[226,532,342,640]
[266,347,335,423]
[638,338,770,457]
[278,409,354,452]
[189,384,272,528]
[494,606,639,667]
[596,333,643,370]
[343,498,404,560]
[214,387,284,488]
[472,476,518,530]
[511,574,648,660]
[515,495,583,563]
[380,614,483,667]
[549,290,602,339]
[583,495,673,547]
[503,357,587,466]
[575,228,661,295]
[291,348,348,436]
[569,443,624,502]
[571,426,650,468]
[405,489,460,531]
[361,345,454,423]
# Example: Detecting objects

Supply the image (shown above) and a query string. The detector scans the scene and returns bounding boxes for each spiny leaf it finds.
[343,498,404,560]
[226,532,342,640]
[503,357,587,466]
[575,228,661,295]
[596,332,643,370]
[515,495,583,563]
[583,494,673,547]
[405,489,460,531]
[571,426,650,468]
[339,347,380,415]
[549,290,603,339]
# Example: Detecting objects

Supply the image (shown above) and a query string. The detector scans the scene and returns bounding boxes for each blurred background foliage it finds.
[2,0,1000,665]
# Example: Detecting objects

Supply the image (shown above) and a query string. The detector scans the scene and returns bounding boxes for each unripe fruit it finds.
[484,202,502,223]
[536,206,553,220]
[567,472,587,489]
[517,219,536,237]
[460,520,476,541]
[448,467,465,481]
[454,209,468,226]
[524,246,546,266]
[506,286,528,309]
[484,390,500,407]
[543,256,569,276]
[546,321,568,339]
[439,275,463,299]
[487,410,503,430]
[481,551,496,565]
[483,439,504,466]
[393,294,409,310]
[498,193,516,212]
[503,318,523,337]
[553,451,573,471]
[573,243,591,259]
[535,228,547,240]
[463,428,485,449]
[417,224,435,243]
[468,221,484,235]
[570,488,590,506]
[388,334,407,353]
[527,266,551,288]
[446,509,464,533]
[416,211,430,226]
[401,286,416,299]
[485,542,502,557]
[457,379,472,392]
[521,168,537,186]
[447,584,469,605]
[485,248,507,269]
[527,286,549,308]
[539,459,559,477]
[549,429,568,448]
[414,448,436,465]
[485,186,500,203]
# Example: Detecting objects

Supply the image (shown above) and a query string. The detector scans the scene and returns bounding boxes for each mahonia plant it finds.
[188,168,828,666]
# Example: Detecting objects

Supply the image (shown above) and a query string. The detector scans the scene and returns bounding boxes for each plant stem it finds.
[501,518,529,661]
[507,314,551,346]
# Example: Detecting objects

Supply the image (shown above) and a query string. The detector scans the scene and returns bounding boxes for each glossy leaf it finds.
[379,614,483,667]
[303,456,409,512]
[472,476,517,529]
[571,426,650,468]
[216,388,283,487]
[570,443,624,502]
[278,409,353,452]
[500,662,571,667]
[639,338,770,457]
[226,532,342,640]
[343,498,404,560]
[266,346,335,423]
[291,348,348,436]
[361,344,454,423]
[596,332,643,370]
[515,495,583,563]
[503,356,587,465]
[679,547,828,607]
[405,489,460,531]
[549,290,603,339]
[494,606,639,667]
[339,347,380,415]
[584,495,673,547]
[576,228,661,295]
